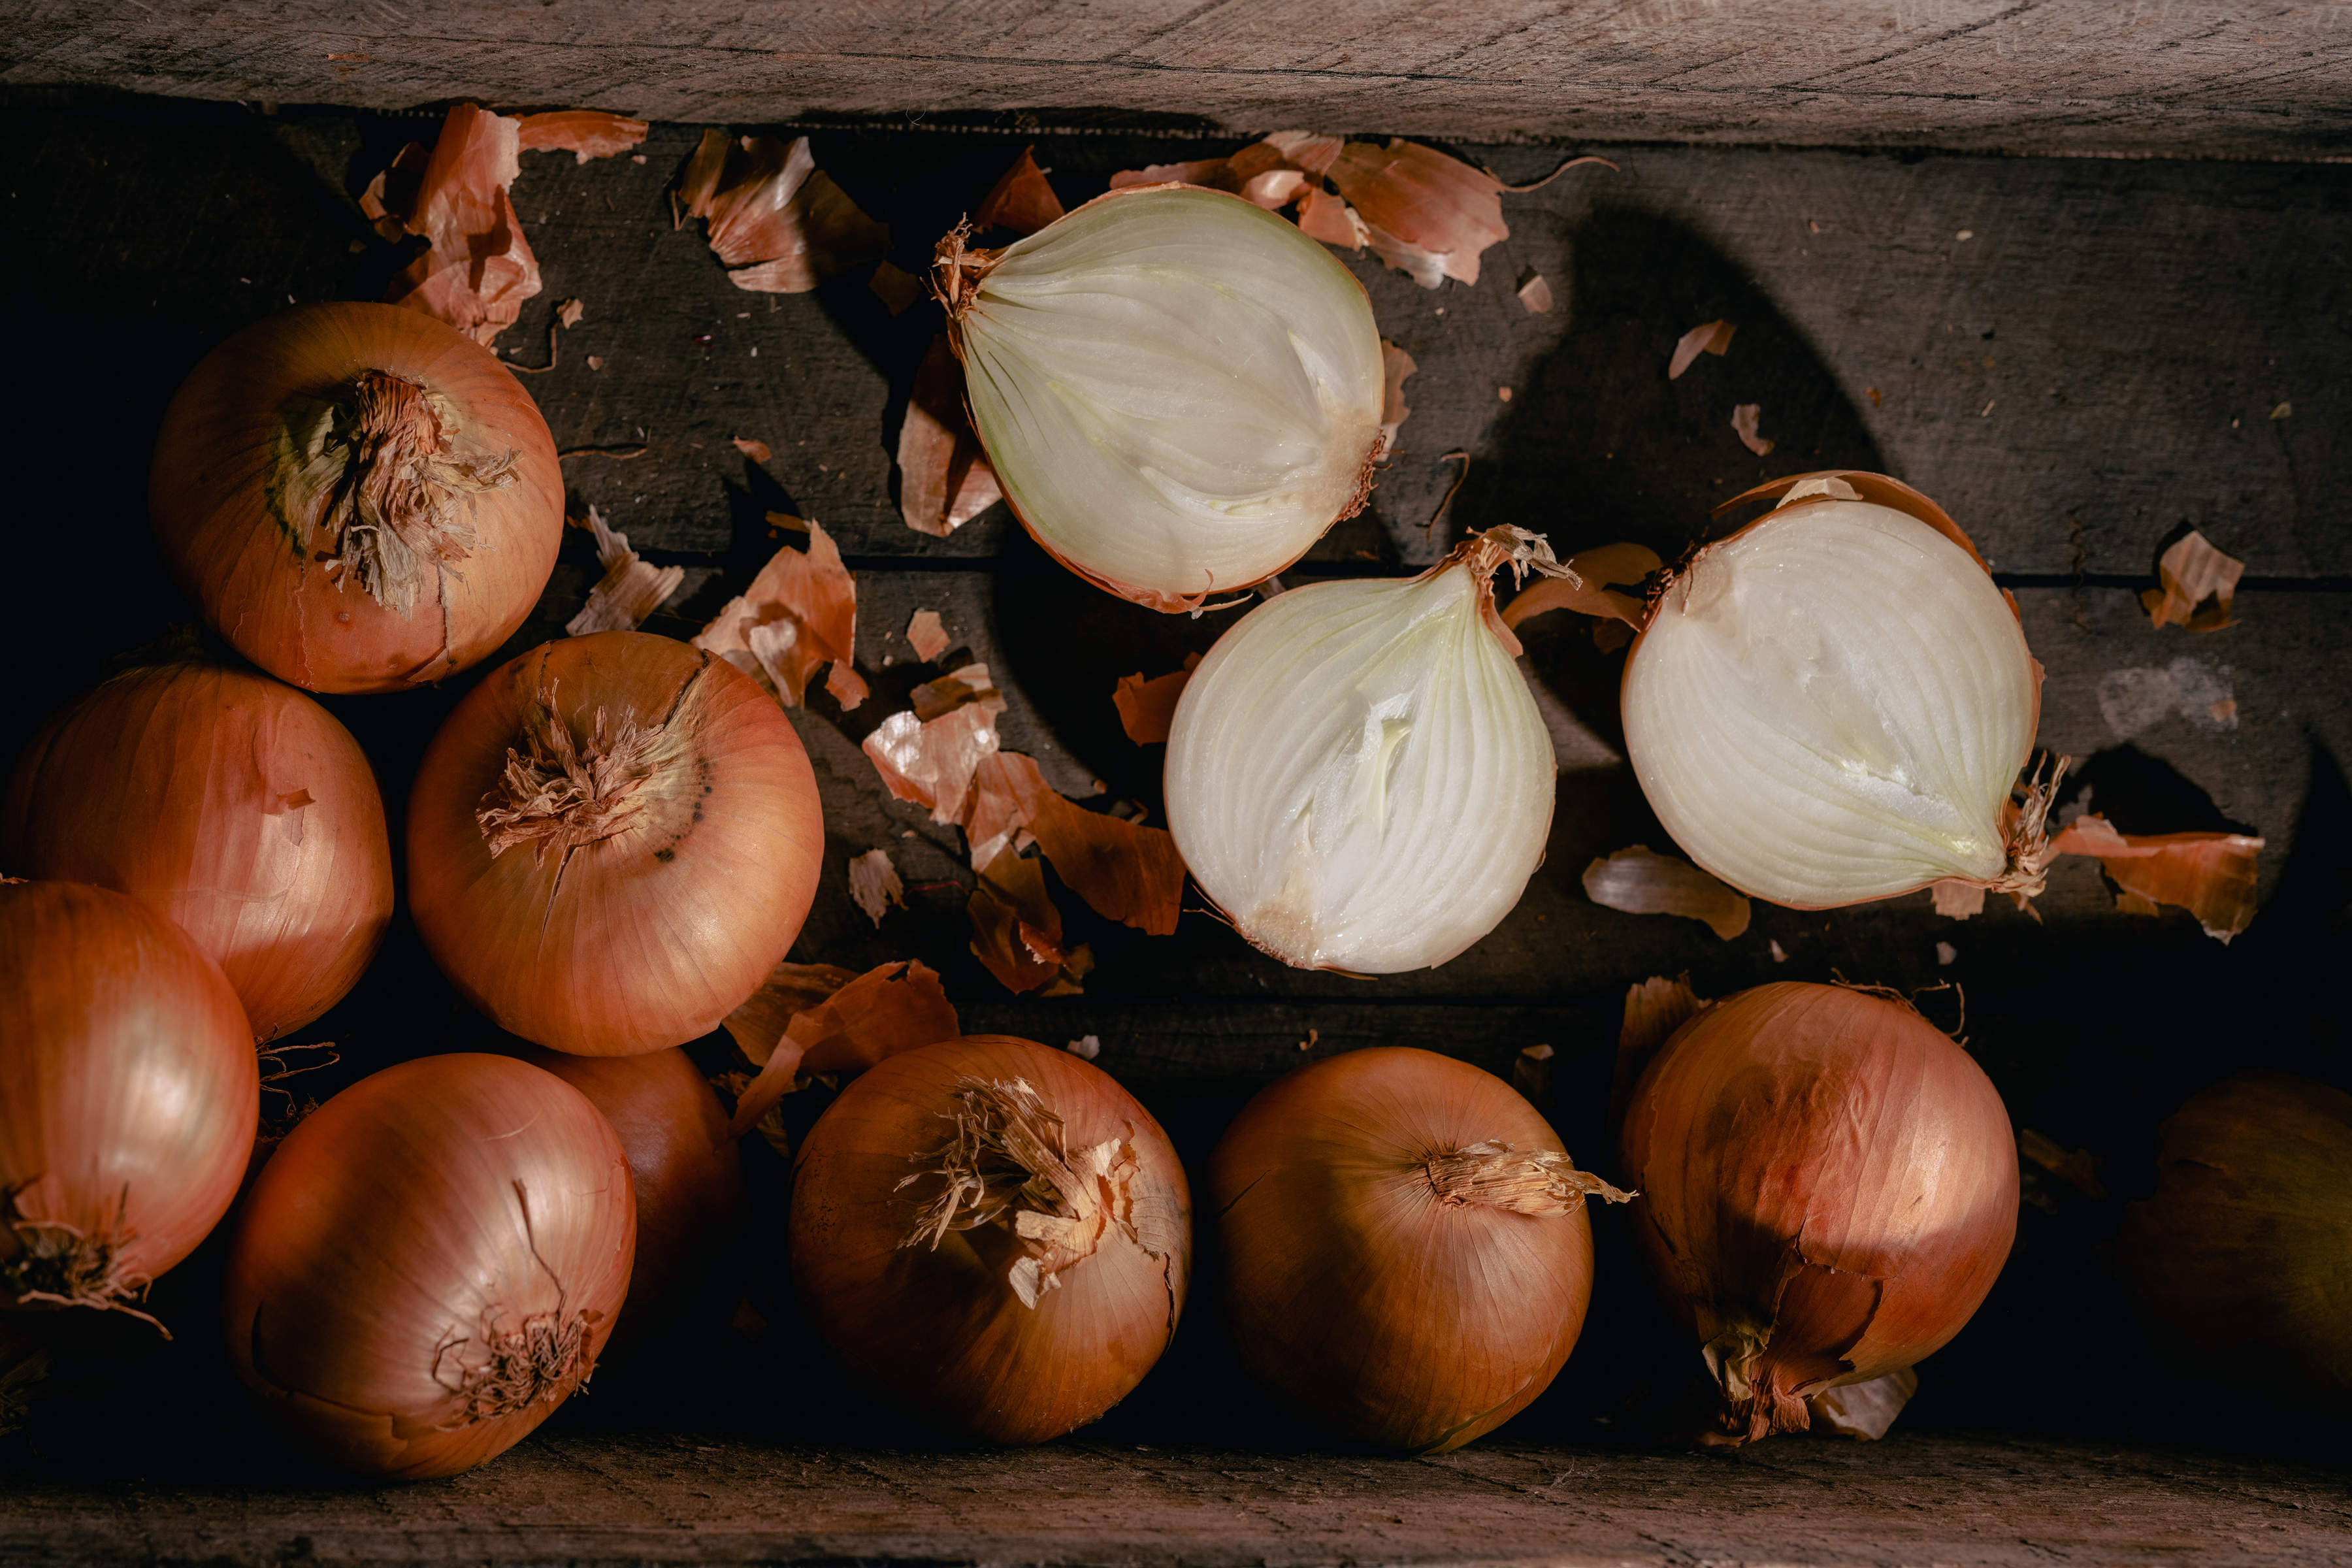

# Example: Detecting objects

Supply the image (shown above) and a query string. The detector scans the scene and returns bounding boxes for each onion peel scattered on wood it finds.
[898,335,1003,538]
[693,519,860,709]
[1583,847,1750,940]
[2047,813,2262,941]
[2142,530,2246,632]
[975,146,1066,237]
[1111,656,1199,745]
[515,111,649,164]
[565,506,682,636]
[723,959,959,1138]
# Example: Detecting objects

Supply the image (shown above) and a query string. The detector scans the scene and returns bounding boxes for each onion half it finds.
[1622,474,2044,909]
[1212,1047,1627,1452]
[408,631,824,1055]
[939,186,1384,610]
[790,1036,1189,1443]
[2,656,393,1041]
[1166,528,1560,973]
[1619,981,2016,1444]
[151,302,563,693]
[222,1053,634,1479]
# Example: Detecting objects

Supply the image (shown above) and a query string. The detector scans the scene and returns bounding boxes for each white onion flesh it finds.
[1166,555,1555,973]
[953,186,1384,610]
[1621,497,2038,908]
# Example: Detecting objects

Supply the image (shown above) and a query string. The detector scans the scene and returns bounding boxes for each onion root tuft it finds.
[1,1184,168,1337]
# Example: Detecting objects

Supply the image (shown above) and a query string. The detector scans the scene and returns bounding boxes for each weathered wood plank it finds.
[8,1,2352,161]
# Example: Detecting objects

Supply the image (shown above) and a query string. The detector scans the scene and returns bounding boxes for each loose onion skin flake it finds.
[938,186,1384,612]
[1619,983,2017,1445]
[790,1036,1190,1445]
[223,1054,634,1479]
[0,881,256,1332]
[408,632,824,1056]
[1211,1047,1627,1453]
[151,302,563,694]
[1,657,393,1041]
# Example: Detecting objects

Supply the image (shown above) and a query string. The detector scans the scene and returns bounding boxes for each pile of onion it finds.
[0,881,255,1333]
[150,302,563,693]
[1166,527,1564,973]
[1,654,393,1041]
[2114,1071,2352,1405]
[1211,1047,1625,1452]
[222,1053,634,1478]
[1618,981,2016,1444]
[408,630,824,1056]
[790,1036,1190,1444]
[1620,474,2046,909]
[939,185,1384,611]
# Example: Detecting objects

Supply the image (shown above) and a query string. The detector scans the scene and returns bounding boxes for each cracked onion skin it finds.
[151,302,562,694]
[1619,983,2016,1445]
[407,632,823,1056]
[789,1036,1191,1445]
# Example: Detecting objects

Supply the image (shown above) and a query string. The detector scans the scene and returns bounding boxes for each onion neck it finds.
[1423,1141,1633,1218]
[931,223,1005,342]
[475,678,679,865]
[1980,752,2067,897]
[1437,526,1575,659]
[1,1184,167,1337]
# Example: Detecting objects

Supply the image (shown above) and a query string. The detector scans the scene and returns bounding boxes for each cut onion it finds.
[1166,528,1561,972]
[938,185,1384,611]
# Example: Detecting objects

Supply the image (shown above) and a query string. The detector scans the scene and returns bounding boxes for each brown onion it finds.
[508,1045,745,1351]
[408,631,823,1056]
[0,881,255,1332]
[789,1036,1190,1444]
[151,302,562,694]
[2115,1071,2352,1405]
[1619,981,2016,1445]
[1211,1047,1624,1452]
[221,1053,634,1479]
[1,655,393,1041]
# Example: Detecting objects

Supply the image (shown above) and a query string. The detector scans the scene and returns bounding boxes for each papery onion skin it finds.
[1619,982,2016,1445]
[508,1044,745,1352]
[408,631,824,1056]
[1,658,393,1041]
[0,881,256,1325]
[1211,1047,1608,1453]
[789,1036,1190,1445]
[2115,1071,2352,1405]
[947,186,1384,612]
[221,1053,634,1479]
[1621,495,2038,909]
[151,302,563,694]
[1165,543,1554,973]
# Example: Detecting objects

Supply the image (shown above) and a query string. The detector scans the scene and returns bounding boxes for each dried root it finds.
[1,1184,168,1338]
[476,680,670,862]
[431,1179,598,1427]
[1424,1141,1634,1217]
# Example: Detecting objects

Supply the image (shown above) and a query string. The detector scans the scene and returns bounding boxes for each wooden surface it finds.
[3,93,2351,1565]
[7,3,2352,160]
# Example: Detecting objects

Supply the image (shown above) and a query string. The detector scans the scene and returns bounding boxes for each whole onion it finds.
[221,1053,634,1479]
[0,881,255,1332]
[789,1036,1190,1443]
[1619,981,2016,1444]
[151,302,563,693]
[1211,1047,1625,1452]
[2115,1071,2352,1405]
[408,631,824,1055]
[1,655,393,1041]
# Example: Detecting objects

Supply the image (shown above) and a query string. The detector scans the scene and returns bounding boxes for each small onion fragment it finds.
[940,186,1384,610]
[1166,529,1560,973]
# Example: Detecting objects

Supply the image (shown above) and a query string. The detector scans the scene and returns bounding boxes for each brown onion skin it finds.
[506,1044,745,1352]
[1,658,393,1041]
[222,1053,634,1480]
[407,632,824,1056]
[1210,1047,1595,1452]
[150,302,562,694]
[0,881,257,1318]
[2115,1071,2352,1405]
[790,1036,1191,1445]
[1619,982,2016,1443]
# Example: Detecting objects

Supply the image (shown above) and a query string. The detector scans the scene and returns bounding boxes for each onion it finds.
[508,1045,744,1351]
[2115,1071,2352,1405]
[1166,527,1561,973]
[938,186,1384,610]
[0,881,255,1332]
[1212,1047,1626,1452]
[1621,474,2045,909]
[151,302,563,694]
[1,655,393,1041]
[221,1053,634,1479]
[408,631,824,1055]
[1619,981,2016,1444]
[789,1036,1189,1443]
